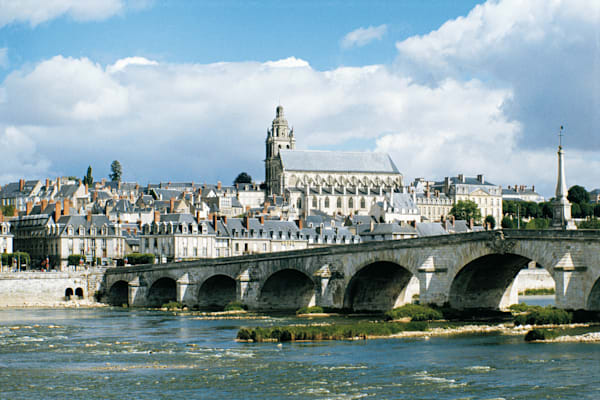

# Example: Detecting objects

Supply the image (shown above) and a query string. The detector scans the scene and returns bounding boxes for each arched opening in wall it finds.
[449,254,555,310]
[344,261,417,312]
[147,277,177,307]
[75,287,84,299]
[108,280,129,306]
[259,269,314,311]
[587,277,600,311]
[65,288,74,300]
[197,275,236,310]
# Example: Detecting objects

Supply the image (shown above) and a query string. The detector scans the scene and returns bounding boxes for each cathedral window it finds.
[360,197,366,209]
[349,198,354,208]
[297,198,302,209]
[336,197,342,208]
[324,197,330,208]
[312,196,317,208]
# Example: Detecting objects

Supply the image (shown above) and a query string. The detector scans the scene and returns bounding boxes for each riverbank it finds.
[2,299,108,308]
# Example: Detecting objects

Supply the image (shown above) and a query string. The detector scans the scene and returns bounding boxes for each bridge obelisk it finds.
[551,126,576,230]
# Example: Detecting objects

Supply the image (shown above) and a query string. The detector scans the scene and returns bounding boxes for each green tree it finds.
[541,202,553,219]
[83,165,94,186]
[109,160,122,182]
[501,216,515,229]
[525,218,550,230]
[571,203,582,218]
[594,204,600,217]
[449,200,482,223]
[1,205,15,216]
[233,172,252,185]
[484,215,496,229]
[567,185,589,205]
[578,218,600,229]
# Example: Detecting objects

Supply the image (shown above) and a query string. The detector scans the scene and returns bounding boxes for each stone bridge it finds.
[103,230,600,312]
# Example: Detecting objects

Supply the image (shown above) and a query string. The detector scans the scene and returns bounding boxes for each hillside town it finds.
[0,106,596,271]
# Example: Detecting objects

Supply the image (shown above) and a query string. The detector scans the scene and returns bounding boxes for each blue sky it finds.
[0,0,598,197]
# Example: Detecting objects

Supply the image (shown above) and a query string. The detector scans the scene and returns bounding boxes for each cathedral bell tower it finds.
[265,105,295,195]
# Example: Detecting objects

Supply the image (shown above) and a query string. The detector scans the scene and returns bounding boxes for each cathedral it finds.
[265,106,404,216]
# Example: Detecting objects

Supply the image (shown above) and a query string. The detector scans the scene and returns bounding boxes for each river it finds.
[0,298,598,399]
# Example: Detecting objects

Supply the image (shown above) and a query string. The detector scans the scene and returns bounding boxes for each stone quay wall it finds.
[0,269,105,307]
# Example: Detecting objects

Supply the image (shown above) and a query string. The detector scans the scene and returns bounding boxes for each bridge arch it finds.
[147,277,177,307]
[197,274,237,309]
[107,280,129,306]
[587,276,600,311]
[344,260,417,312]
[258,268,315,311]
[448,252,554,310]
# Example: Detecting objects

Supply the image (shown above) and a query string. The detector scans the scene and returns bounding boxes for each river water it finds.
[1,299,598,400]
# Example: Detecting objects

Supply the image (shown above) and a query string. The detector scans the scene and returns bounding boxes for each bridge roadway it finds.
[103,230,600,311]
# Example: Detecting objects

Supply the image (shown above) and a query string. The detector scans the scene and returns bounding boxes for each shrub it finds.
[296,306,324,315]
[162,301,183,310]
[124,253,155,265]
[509,303,541,313]
[224,301,247,311]
[521,288,555,295]
[513,307,572,326]
[525,329,547,341]
[385,304,442,321]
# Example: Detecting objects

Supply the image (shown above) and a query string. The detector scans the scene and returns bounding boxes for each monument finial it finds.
[558,125,564,148]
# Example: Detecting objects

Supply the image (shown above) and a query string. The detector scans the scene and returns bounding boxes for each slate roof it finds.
[435,176,497,187]
[55,214,116,235]
[416,222,448,237]
[361,223,417,236]
[279,150,400,174]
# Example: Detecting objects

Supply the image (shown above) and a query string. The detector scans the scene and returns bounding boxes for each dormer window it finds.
[79,226,85,236]
[67,226,73,236]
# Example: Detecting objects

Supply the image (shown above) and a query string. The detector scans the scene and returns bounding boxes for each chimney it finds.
[63,199,70,216]
[245,216,250,230]
[458,174,465,183]
[245,205,251,214]
[170,198,175,213]
[45,178,50,188]
[19,179,24,192]
[426,188,430,199]
[260,215,265,225]
[87,210,92,223]
[195,210,201,223]
[41,199,48,212]
[217,181,222,190]
[154,210,160,223]
[212,213,218,227]
[26,201,32,216]
[297,218,303,229]
[54,202,62,222]
[85,184,88,195]
[477,174,484,184]
[532,185,535,192]
[135,184,139,191]
[435,190,440,198]
[56,177,61,190]
[198,187,202,196]
[222,215,227,225]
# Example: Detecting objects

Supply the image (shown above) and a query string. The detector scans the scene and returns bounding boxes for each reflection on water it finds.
[0,307,598,400]
[519,295,555,307]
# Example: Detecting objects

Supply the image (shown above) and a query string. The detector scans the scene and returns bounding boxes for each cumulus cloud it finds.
[107,56,159,74]
[395,0,600,152]
[0,126,50,183]
[341,24,387,49]
[0,0,150,27]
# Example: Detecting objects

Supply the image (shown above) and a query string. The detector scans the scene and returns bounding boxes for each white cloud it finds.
[0,126,50,183]
[262,57,310,69]
[107,57,159,74]
[341,24,387,49]
[0,47,7,68]
[395,0,600,152]
[0,0,151,27]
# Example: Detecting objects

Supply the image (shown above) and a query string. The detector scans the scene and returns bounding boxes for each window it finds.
[361,197,366,209]
[297,198,302,209]
[324,197,330,208]
[336,197,342,208]
[349,198,354,208]
[312,196,317,208]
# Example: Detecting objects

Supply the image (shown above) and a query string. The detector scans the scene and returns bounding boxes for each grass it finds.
[512,306,572,326]
[524,328,560,341]
[237,320,429,342]
[224,301,247,312]
[296,306,324,315]
[162,301,183,310]
[520,288,555,296]
[385,304,443,321]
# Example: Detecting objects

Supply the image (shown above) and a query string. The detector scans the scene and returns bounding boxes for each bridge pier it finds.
[128,277,148,307]
[237,269,261,309]
[177,274,197,306]
[417,256,449,306]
